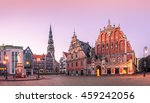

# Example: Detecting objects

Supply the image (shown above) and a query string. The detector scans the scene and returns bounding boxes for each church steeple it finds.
[107,19,112,29]
[47,25,55,58]
[49,25,53,38]
[73,28,76,36]
[72,28,77,39]
[108,19,111,26]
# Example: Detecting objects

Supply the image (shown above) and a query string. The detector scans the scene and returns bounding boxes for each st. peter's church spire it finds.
[47,25,55,58]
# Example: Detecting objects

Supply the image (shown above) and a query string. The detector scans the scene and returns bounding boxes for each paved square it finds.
[0,74,150,86]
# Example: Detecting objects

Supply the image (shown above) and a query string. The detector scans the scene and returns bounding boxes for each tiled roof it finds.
[63,52,68,57]
[33,54,45,59]
[79,41,91,57]
[24,46,33,54]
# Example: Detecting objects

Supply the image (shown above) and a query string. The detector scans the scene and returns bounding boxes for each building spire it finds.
[49,25,52,38]
[47,25,55,56]
[73,28,76,35]
[108,19,111,26]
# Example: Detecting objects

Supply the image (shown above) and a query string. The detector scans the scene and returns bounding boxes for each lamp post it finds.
[3,55,9,80]
[143,46,148,77]
[37,58,40,79]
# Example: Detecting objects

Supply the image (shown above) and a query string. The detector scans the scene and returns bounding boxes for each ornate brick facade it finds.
[94,20,137,75]
[65,20,137,76]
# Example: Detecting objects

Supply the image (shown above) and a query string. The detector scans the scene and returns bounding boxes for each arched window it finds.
[111,43,113,49]
[81,61,83,66]
[116,42,118,48]
[76,53,78,58]
[76,62,78,66]
[106,43,109,49]
[71,54,73,59]
[120,41,124,51]
[102,44,104,49]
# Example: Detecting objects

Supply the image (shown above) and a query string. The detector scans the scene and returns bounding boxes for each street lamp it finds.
[143,46,148,77]
[3,55,9,80]
[26,61,30,65]
[37,58,40,79]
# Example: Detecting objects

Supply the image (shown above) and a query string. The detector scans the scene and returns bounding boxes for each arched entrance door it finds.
[96,65,101,76]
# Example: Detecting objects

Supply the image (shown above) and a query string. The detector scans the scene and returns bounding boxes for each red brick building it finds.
[66,32,91,76]
[94,20,137,75]
[33,54,45,73]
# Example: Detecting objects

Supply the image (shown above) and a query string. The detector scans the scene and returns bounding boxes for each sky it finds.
[0,0,150,61]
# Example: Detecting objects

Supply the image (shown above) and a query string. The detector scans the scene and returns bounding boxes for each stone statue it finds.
[17,53,21,63]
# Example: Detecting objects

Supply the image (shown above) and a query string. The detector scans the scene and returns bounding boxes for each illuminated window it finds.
[111,43,113,49]
[120,41,124,50]
[106,44,108,49]
[116,42,118,48]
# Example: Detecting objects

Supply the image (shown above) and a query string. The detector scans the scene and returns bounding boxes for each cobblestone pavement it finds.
[0,73,150,86]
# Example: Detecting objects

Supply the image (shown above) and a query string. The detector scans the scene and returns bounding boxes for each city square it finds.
[0,0,150,86]
[0,73,150,86]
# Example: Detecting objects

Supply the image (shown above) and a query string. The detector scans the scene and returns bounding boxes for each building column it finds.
[120,67,123,75]
[129,59,134,74]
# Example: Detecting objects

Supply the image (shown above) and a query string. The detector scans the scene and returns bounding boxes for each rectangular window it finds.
[81,61,83,66]
[115,68,119,74]
[111,43,113,49]
[107,68,111,74]
[102,44,104,49]
[106,44,108,49]
[76,53,78,58]
[12,52,14,62]
[12,52,15,74]
[12,62,14,74]
[76,62,78,67]
[15,52,18,62]
[116,42,118,48]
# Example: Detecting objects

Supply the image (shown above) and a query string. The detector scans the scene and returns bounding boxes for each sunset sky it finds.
[0,0,150,61]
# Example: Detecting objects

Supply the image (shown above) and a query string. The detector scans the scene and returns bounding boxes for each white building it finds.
[59,52,68,73]
[0,45,24,74]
